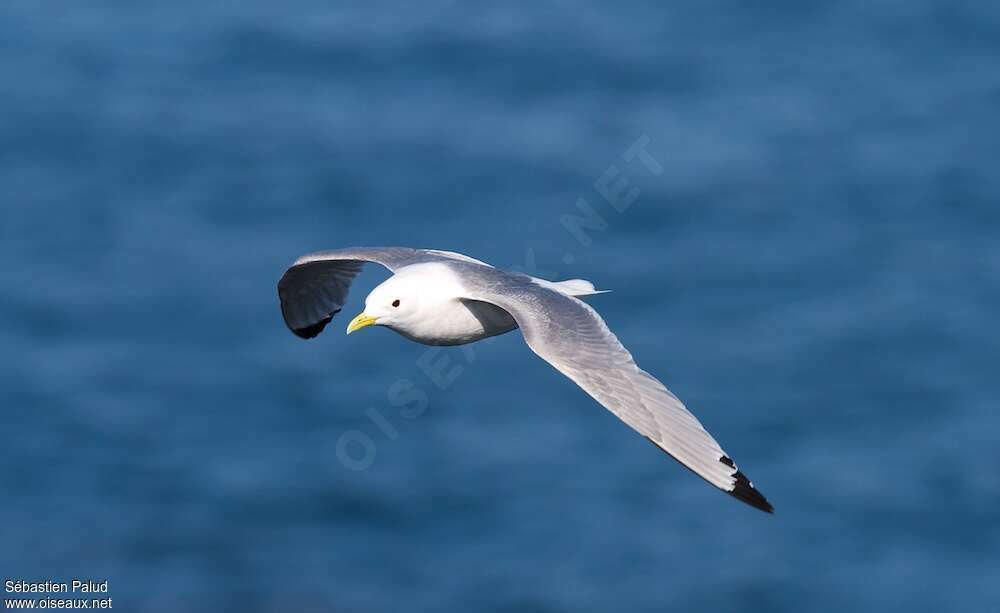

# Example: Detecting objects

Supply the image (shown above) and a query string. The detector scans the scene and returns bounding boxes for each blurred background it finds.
[2,1,998,611]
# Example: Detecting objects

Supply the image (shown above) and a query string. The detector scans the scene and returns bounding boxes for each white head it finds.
[345,268,452,338]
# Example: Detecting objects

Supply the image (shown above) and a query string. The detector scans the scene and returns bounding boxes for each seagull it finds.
[278,247,773,513]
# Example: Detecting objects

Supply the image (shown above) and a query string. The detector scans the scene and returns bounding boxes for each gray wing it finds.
[462,278,773,512]
[278,247,429,339]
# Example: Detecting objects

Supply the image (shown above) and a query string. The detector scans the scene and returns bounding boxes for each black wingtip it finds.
[645,439,774,514]
[293,316,332,339]
[287,309,339,339]
[721,456,774,514]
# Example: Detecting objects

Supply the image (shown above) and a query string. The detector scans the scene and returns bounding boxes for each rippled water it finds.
[2,2,999,611]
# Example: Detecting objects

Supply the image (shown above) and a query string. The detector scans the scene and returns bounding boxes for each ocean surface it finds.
[2,2,999,611]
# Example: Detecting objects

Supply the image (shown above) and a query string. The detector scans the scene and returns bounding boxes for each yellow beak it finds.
[346,312,379,335]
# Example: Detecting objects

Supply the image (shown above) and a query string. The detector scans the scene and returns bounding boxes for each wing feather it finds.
[278,247,431,338]
[462,279,773,513]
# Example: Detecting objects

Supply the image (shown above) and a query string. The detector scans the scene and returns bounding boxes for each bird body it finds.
[348,260,605,346]
[278,247,773,513]
[361,262,517,345]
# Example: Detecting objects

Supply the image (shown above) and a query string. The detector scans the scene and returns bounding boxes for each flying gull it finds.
[278,247,773,513]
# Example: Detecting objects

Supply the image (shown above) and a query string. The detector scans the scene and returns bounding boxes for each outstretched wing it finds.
[277,247,423,339]
[278,247,496,339]
[461,277,773,513]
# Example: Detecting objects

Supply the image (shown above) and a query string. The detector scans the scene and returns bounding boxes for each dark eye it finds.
[392,299,401,308]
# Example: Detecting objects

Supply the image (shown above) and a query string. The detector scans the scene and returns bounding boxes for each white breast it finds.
[397,298,517,346]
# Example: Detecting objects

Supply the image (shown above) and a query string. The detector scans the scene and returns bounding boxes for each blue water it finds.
[3,2,999,611]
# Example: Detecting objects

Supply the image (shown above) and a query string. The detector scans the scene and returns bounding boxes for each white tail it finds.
[532,277,610,297]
